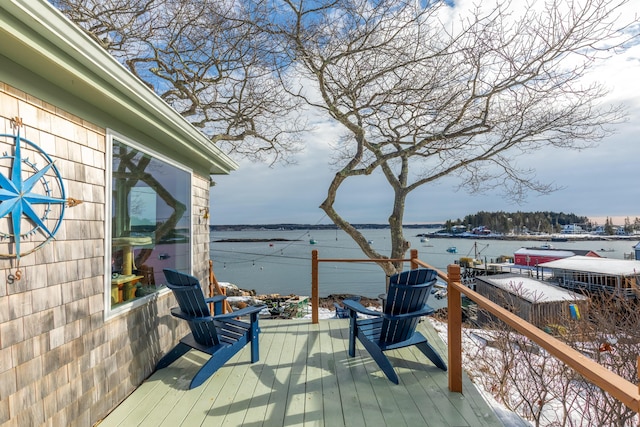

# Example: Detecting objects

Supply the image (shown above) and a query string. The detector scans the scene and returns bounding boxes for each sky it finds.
[210,1,640,226]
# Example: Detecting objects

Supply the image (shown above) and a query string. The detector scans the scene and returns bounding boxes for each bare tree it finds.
[571,293,640,427]
[51,0,306,163]
[53,0,639,275]
[254,0,637,275]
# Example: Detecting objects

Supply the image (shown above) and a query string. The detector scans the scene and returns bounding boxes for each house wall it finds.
[475,281,533,325]
[0,84,210,426]
[514,249,600,267]
[514,253,560,266]
[475,280,586,328]
[531,300,588,327]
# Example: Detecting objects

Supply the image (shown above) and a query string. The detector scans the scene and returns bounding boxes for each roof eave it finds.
[0,0,238,175]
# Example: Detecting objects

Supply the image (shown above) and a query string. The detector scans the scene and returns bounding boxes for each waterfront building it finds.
[474,274,588,328]
[540,256,640,298]
[562,224,584,234]
[513,246,600,267]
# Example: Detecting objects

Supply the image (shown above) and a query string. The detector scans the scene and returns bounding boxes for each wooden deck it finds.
[97,319,504,427]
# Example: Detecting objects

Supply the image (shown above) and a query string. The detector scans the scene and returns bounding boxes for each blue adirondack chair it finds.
[156,269,266,389]
[334,295,361,318]
[342,268,447,384]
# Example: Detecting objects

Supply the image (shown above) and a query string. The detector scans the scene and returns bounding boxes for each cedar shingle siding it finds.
[0,79,211,427]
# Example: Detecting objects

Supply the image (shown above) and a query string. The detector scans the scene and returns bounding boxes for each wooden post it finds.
[447,264,463,393]
[312,249,319,324]
[209,260,215,313]
[209,260,214,295]
[209,260,232,314]
[410,249,418,270]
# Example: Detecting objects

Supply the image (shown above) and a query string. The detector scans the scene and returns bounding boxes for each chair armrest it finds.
[384,305,435,321]
[205,295,227,304]
[170,307,212,323]
[205,295,229,316]
[214,304,267,320]
[342,299,382,317]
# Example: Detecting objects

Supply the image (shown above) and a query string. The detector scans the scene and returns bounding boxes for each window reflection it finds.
[110,140,191,308]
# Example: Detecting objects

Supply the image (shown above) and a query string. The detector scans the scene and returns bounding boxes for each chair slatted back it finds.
[163,269,220,347]
[380,269,437,344]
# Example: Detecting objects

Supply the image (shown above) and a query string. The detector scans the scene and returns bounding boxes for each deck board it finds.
[318,321,345,427]
[243,321,281,426]
[96,319,505,427]
[326,320,364,427]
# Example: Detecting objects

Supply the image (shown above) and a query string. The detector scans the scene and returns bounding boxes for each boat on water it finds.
[446,246,457,253]
[419,237,434,247]
[309,238,317,244]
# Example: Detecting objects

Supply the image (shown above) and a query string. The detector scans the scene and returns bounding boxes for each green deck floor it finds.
[97,318,504,427]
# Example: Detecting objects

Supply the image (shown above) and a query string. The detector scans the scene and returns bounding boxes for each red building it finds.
[514,246,600,267]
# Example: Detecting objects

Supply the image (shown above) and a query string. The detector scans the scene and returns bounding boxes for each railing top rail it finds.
[414,259,448,281]
[310,249,418,324]
[315,257,411,263]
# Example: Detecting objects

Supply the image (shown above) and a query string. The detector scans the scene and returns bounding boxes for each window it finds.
[108,133,191,310]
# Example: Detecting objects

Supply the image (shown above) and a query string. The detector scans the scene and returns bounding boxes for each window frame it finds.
[104,129,193,319]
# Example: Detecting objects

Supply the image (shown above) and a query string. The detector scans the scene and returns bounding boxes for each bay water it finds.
[209,227,638,298]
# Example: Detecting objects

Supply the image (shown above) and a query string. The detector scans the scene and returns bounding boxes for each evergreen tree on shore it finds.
[445,211,590,234]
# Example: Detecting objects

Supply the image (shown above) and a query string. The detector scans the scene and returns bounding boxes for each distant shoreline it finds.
[209,224,640,243]
[213,238,299,243]
[210,225,637,243]
[423,234,638,242]
[211,223,442,231]
[213,234,637,243]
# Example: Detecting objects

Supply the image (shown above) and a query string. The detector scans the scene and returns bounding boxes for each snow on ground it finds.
[301,304,382,320]
[429,319,533,426]
[429,318,640,427]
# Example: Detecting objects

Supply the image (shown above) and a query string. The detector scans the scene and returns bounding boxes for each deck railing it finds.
[311,248,419,324]
[311,250,640,414]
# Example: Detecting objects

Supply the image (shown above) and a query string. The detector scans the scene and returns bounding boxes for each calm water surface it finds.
[209,228,638,298]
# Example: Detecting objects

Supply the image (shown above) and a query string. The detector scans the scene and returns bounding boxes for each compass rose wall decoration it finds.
[0,117,72,261]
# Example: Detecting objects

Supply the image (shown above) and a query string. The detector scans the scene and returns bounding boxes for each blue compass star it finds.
[0,129,66,260]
